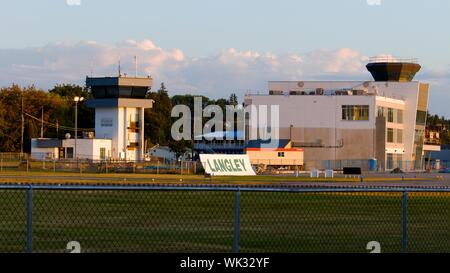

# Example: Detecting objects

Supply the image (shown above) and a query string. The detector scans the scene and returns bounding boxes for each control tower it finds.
[366,57,421,82]
[86,76,154,161]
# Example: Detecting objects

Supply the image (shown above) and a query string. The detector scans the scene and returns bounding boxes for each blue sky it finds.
[0,0,449,116]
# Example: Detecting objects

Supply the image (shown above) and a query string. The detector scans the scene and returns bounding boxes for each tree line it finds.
[0,83,240,156]
[1,83,449,154]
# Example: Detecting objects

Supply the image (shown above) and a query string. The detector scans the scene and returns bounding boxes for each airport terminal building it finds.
[245,59,433,171]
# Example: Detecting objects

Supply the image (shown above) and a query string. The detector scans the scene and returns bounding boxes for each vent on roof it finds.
[269,90,284,95]
[289,91,307,95]
[315,88,324,95]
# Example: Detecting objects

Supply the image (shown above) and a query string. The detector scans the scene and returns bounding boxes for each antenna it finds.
[21,90,24,155]
[118,58,122,77]
[134,56,138,77]
[90,60,94,77]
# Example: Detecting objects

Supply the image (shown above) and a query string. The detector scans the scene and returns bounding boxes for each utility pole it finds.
[21,90,24,158]
[75,101,78,160]
[74,97,84,161]
[56,120,59,138]
[41,107,44,139]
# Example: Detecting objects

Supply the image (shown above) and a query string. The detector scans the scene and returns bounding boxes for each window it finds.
[101,118,113,127]
[387,128,394,143]
[377,106,385,118]
[278,152,285,157]
[397,129,403,144]
[66,147,74,159]
[387,153,394,170]
[342,105,370,121]
[387,108,394,123]
[416,111,427,125]
[397,110,404,124]
[100,148,106,160]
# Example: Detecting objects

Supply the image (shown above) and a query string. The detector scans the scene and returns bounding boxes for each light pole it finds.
[74,96,84,161]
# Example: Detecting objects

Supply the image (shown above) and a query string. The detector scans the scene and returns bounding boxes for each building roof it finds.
[195,131,244,140]
[86,76,152,88]
[246,139,290,149]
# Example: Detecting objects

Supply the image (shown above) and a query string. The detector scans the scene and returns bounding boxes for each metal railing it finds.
[0,158,199,175]
[1,184,450,253]
[369,56,419,64]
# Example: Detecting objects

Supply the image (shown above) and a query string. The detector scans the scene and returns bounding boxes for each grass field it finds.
[1,188,450,253]
[0,170,431,186]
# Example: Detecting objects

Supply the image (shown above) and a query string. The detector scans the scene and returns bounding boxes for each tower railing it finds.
[368,56,419,64]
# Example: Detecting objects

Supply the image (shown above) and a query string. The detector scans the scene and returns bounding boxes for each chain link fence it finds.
[0,156,199,175]
[1,185,450,253]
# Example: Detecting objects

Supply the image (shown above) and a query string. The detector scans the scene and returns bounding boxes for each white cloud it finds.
[0,39,448,116]
[0,39,369,94]
[66,0,81,6]
[366,0,382,6]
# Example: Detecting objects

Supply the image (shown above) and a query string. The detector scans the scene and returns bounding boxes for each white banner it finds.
[200,154,256,176]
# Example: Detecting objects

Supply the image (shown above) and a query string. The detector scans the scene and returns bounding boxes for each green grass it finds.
[1,190,450,253]
[0,170,430,185]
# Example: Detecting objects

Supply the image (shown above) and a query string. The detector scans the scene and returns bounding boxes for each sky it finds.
[0,0,449,116]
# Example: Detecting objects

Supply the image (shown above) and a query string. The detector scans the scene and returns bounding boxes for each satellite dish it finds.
[65,133,71,139]
[363,81,370,88]
[297,81,305,88]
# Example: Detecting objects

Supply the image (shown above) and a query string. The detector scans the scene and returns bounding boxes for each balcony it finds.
[127,142,139,150]
[127,121,140,131]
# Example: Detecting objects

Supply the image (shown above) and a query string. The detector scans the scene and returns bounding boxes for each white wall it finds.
[94,104,146,161]
[247,94,376,129]
[248,80,423,163]
[95,107,119,158]
[62,139,112,160]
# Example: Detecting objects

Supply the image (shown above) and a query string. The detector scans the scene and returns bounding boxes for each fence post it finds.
[402,191,408,253]
[232,189,241,253]
[53,160,56,173]
[1,158,3,172]
[26,186,33,253]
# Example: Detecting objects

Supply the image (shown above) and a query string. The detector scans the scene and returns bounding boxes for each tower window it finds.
[342,105,370,121]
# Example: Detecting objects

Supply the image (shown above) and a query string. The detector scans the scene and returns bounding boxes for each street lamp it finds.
[74,96,84,160]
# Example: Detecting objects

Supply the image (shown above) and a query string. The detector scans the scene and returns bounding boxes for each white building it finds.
[31,76,153,162]
[245,59,430,171]
[31,138,112,161]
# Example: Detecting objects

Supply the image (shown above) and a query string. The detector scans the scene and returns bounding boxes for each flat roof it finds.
[86,76,152,88]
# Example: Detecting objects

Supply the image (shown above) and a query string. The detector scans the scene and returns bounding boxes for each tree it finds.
[48,84,95,134]
[145,83,173,146]
[229,93,238,106]
[168,139,193,159]
[0,85,67,152]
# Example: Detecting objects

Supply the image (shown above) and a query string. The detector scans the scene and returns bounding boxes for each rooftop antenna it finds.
[90,60,94,77]
[91,60,94,78]
[134,56,138,77]
[118,58,122,77]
